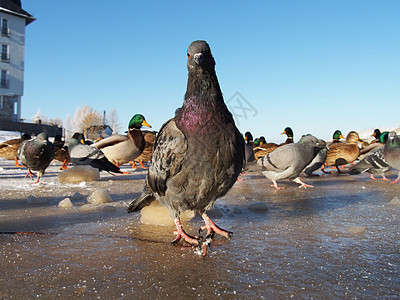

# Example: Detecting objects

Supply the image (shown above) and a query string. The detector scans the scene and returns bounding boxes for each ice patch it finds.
[57,166,100,183]
[79,204,99,212]
[248,202,269,212]
[58,198,73,208]
[347,226,366,235]
[87,188,112,204]
[140,201,195,227]
[389,196,400,206]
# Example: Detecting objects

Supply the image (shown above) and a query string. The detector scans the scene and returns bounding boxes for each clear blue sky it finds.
[21,1,400,143]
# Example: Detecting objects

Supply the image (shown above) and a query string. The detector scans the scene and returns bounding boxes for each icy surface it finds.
[57,165,100,183]
[0,159,399,298]
[87,188,112,204]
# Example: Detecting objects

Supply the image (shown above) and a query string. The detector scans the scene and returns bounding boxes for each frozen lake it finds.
[0,159,399,298]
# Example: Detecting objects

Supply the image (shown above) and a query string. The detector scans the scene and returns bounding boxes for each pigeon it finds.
[0,133,31,167]
[127,40,245,255]
[383,131,400,184]
[348,147,390,181]
[92,114,151,167]
[257,135,324,189]
[17,132,54,184]
[303,139,328,176]
[244,131,255,163]
[66,137,122,174]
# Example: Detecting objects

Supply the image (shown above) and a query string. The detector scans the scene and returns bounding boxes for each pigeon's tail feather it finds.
[127,184,155,213]
[348,165,366,175]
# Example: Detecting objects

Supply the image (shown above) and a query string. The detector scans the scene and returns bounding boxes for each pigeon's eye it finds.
[187,52,191,58]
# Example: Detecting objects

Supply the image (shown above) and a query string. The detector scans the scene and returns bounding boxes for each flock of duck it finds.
[0,40,399,255]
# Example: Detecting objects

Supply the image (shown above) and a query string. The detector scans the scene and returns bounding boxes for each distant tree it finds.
[32,108,48,124]
[106,108,122,134]
[48,117,63,127]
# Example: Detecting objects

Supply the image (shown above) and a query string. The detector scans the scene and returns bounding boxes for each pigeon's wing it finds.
[259,144,297,172]
[71,144,105,160]
[92,135,128,149]
[147,119,188,196]
[350,148,387,174]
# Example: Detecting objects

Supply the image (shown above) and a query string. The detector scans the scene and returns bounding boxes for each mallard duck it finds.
[324,131,363,173]
[0,133,31,166]
[329,130,345,145]
[128,40,245,255]
[359,131,389,160]
[253,136,279,159]
[279,127,294,145]
[244,131,255,163]
[258,135,325,189]
[132,130,157,169]
[92,114,151,167]
[51,135,70,170]
[370,129,388,144]
[17,133,54,184]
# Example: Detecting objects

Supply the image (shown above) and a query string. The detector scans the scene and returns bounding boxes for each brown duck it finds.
[253,136,279,159]
[0,134,31,166]
[324,131,363,173]
[132,130,156,169]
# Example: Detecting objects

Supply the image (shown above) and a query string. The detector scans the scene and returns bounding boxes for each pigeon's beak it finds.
[141,120,151,128]
[194,53,203,64]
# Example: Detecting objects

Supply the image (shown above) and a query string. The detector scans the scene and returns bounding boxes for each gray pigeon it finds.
[348,147,390,181]
[303,139,327,176]
[383,131,400,184]
[17,132,54,184]
[66,138,122,174]
[127,40,245,255]
[257,135,324,189]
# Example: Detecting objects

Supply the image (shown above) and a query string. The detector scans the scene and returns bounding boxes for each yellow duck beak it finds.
[339,134,345,139]
[142,120,151,128]
[280,130,286,135]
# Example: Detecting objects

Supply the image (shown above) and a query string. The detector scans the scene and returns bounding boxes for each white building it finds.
[0,0,34,122]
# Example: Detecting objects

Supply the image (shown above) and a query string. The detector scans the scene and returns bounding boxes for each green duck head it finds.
[244,131,253,143]
[372,129,381,138]
[332,130,345,141]
[281,127,293,138]
[129,114,151,130]
[379,131,389,143]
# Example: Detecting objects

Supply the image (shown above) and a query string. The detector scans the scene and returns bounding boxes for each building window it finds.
[0,96,3,110]
[1,44,9,62]
[1,70,9,89]
[1,18,10,37]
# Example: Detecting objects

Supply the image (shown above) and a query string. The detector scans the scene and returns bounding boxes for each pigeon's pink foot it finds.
[200,212,232,239]
[293,177,314,188]
[171,218,199,246]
